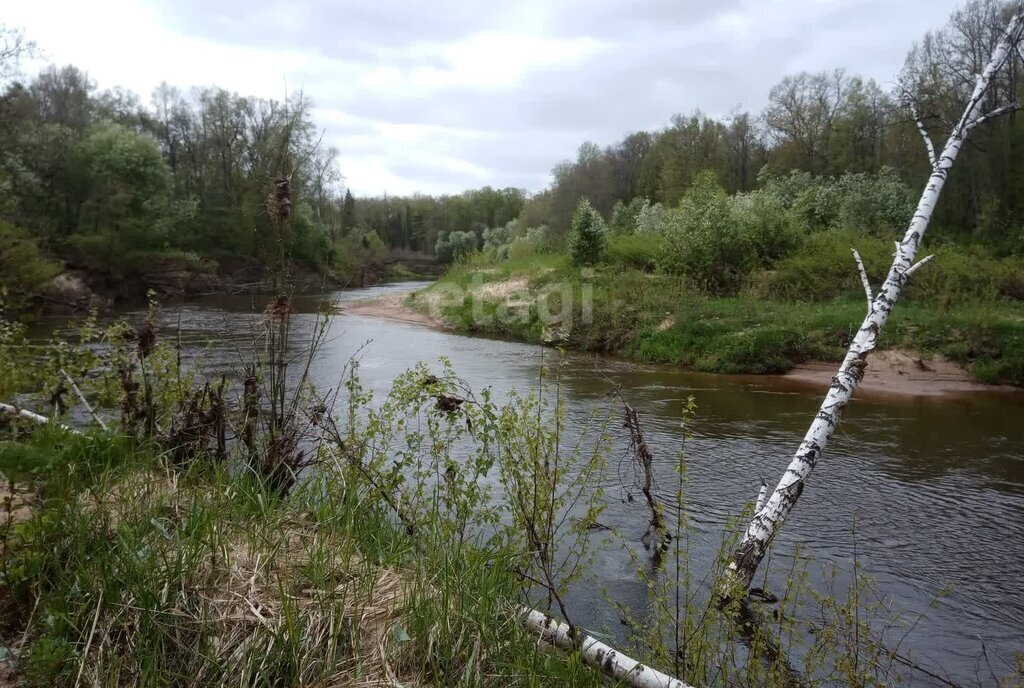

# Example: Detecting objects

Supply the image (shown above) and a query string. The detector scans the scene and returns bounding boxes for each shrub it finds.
[733,191,802,266]
[658,172,754,293]
[609,198,650,234]
[747,230,1024,304]
[746,231,893,301]
[635,201,667,235]
[759,167,914,236]
[435,230,479,264]
[568,198,607,266]
[0,221,62,309]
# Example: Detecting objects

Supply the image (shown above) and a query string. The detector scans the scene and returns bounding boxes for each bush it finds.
[0,221,62,309]
[658,172,754,293]
[760,168,914,236]
[635,201,666,235]
[435,231,479,264]
[746,231,893,301]
[568,199,607,266]
[733,191,802,266]
[747,230,1024,304]
[609,198,650,234]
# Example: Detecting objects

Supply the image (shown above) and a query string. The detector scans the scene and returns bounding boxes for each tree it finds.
[569,198,607,266]
[0,25,36,82]
[726,3,1024,595]
[340,189,356,236]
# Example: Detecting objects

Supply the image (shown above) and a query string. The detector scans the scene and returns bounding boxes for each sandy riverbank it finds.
[342,293,443,328]
[784,349,1019,397]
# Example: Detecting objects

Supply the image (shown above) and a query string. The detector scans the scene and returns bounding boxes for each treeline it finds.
[430,0,1023,257]
[0,65,346,275]
[353,187,526,254]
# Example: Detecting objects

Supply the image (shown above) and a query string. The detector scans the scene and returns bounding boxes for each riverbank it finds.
[21,251,442,315]
[351,256,1024,392]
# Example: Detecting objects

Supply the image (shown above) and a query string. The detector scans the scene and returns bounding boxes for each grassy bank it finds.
[0,429,607,686]
[412,252,1024,386]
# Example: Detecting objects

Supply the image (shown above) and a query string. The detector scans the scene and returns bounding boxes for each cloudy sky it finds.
[7,0,962,196]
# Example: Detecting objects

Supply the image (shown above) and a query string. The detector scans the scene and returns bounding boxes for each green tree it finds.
[340,189,356,235]
[569,198,607,266]
[69,121,171,271]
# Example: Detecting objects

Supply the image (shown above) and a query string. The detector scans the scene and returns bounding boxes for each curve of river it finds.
[63,281,1024,685]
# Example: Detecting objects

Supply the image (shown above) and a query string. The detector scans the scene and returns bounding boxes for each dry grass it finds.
[62,469,425,688]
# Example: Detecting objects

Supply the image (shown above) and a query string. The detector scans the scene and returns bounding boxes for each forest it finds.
[3,0,1024,312]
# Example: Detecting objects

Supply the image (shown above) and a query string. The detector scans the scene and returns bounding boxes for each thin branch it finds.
[909,104,937,167]
[851,249,873,311]
[60,370,108,431]
[905,254,935,278]
[969,101,1020,130]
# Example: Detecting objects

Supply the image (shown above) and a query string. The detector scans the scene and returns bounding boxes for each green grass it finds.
[419,258,1024,386]
[0,428,603,687]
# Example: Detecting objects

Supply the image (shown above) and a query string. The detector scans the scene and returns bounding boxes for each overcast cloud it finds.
[7,0,963,195]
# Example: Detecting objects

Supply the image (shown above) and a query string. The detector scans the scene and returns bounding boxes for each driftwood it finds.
[726,6,1024,592]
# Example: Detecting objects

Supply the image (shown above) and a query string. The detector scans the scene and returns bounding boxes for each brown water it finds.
[54,282,1024,685]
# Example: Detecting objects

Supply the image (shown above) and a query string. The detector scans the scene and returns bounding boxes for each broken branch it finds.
[851,249,873,311]
[60,369,108,431]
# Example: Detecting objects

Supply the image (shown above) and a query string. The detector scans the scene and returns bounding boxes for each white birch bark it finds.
[726,7,1024,592]
[1,402,80,434]
[521,607,694,688]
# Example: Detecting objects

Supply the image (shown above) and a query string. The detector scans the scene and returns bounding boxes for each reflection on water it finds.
[36,282,1024,685]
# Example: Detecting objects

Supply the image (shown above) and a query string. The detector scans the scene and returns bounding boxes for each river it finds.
[58,281,1024,685]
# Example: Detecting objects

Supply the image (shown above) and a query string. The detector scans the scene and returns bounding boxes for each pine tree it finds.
[340,189,356,236]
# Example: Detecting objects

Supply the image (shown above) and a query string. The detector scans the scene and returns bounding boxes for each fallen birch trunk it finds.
[725,6,1024,593]
[1,402,80,434]
[521,607,694,688]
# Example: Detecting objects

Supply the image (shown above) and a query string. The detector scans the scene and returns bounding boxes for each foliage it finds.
[568,198,607,266]
[434,230,478,264]
[658,172,755,292]
[0,221,61,310]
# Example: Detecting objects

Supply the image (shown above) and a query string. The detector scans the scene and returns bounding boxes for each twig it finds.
[608,382,668,552]
[60,369,108,430]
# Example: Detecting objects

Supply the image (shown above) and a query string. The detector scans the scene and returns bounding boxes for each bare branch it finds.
[851,249,873,311]
[60,370,108,430]
[909,104,937,167]
[905,254,935,278]
[969,102,1020,130]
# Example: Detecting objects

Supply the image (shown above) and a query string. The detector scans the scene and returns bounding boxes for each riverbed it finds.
[63,281,1024,685]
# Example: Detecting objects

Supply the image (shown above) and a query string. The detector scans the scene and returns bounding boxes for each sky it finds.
[6,0,964,196]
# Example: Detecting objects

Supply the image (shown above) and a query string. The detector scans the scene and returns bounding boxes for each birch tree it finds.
[725,4,1024,594]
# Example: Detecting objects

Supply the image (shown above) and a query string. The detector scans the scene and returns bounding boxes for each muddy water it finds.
[85,282,1024,684]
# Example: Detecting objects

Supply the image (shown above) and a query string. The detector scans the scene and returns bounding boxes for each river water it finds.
[73,282,1024,684]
